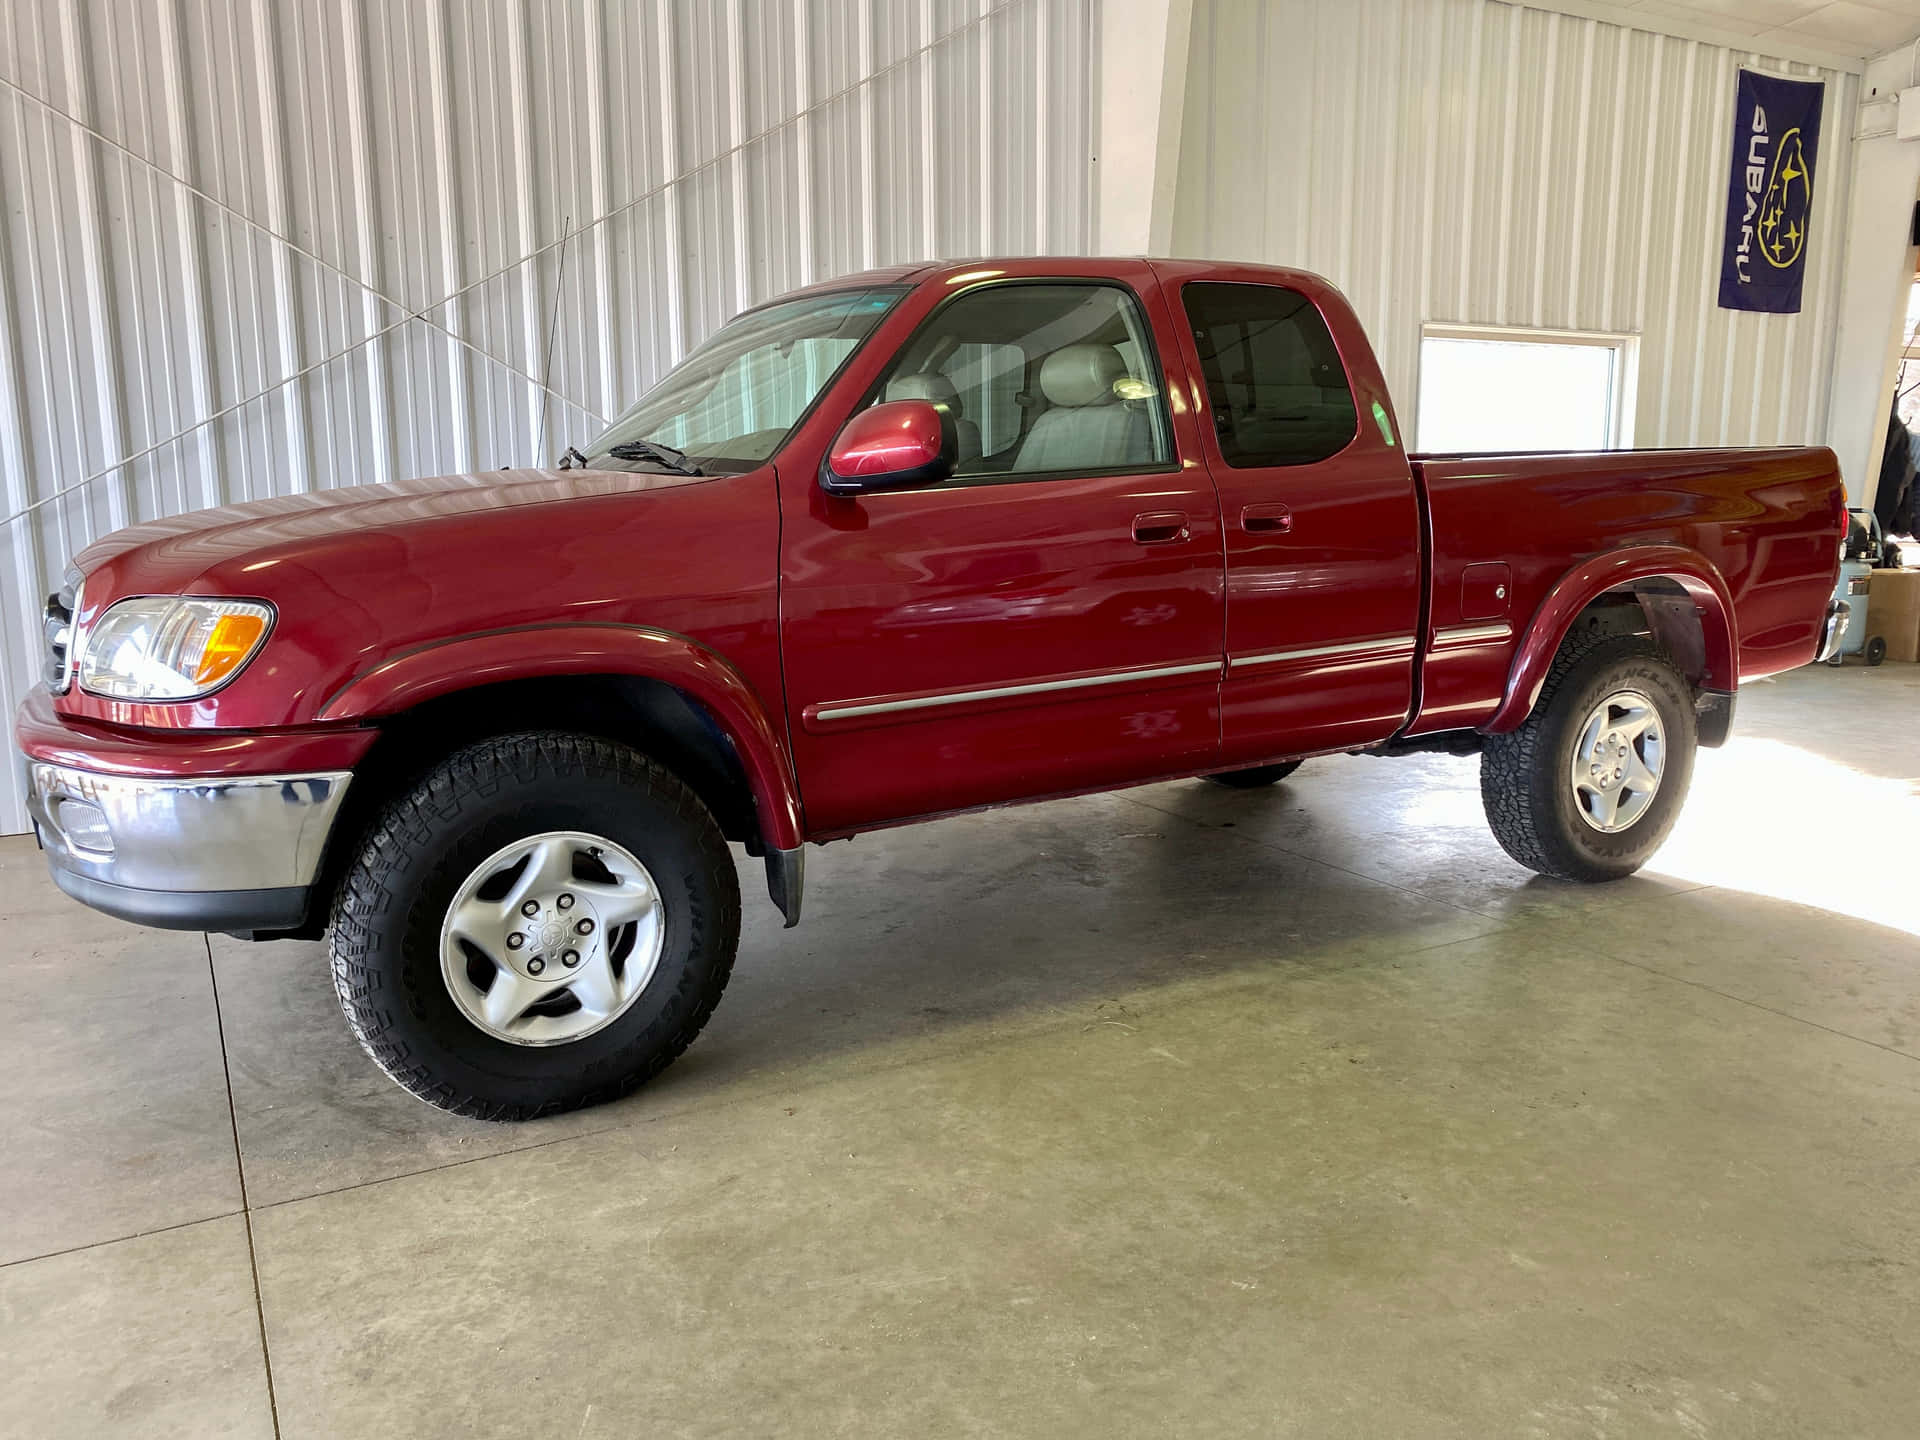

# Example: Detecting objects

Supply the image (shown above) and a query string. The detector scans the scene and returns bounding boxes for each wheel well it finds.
[1568,579,1711,689]
[286,675,762,942]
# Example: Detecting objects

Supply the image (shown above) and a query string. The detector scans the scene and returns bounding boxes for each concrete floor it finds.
[3,663,1917,1438]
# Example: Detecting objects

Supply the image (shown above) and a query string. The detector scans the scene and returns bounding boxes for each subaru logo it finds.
[1757,127,1811,271]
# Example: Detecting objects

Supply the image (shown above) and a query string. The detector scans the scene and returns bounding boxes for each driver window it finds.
[874,283,1173,481]
[940,342,1024,458]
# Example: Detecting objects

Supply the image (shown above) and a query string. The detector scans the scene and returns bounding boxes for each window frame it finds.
[853,277,1181,492]
[1179,280,1362,471]
[1414,323,1640,454]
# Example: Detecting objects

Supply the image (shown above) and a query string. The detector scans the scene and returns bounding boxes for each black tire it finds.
[1865,635,1887,666]
[328,732,740,1121]
[1204,760,1303,790]
[1480,631,1697,882]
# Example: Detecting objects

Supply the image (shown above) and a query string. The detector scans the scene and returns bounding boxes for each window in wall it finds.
[1182,282,1357,467]
[876,282,1173,479]
[1416,326,1637,453]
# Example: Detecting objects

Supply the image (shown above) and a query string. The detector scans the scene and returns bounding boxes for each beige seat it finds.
[1015,344,1151,472]
[884,373,982,464]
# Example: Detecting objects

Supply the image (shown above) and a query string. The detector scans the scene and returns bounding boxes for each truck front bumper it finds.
[27,762,352,932]
[16,687,373,935]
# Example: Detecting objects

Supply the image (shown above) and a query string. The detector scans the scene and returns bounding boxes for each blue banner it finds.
[1719,70,1824,313]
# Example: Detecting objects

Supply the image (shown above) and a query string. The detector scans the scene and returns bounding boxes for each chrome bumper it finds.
[27,762,352,931]
[1815,598,1851,664]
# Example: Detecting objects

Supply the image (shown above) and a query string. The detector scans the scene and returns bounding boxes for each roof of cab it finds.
[743,256,1341,314]
[768,264,934,302]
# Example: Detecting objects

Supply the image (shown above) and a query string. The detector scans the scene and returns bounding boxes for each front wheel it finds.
[328,733,740,1120]
[1480,633,1697,882]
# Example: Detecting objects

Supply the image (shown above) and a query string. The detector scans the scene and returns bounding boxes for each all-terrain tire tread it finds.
[1479,626,1683,882]
[327,732,739,1121]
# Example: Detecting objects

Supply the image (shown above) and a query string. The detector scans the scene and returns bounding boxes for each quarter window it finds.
[874,283,1173,480]
[1182,282,1357,467]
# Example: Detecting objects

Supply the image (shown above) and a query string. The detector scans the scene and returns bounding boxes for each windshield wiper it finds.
[556,444,590,470]
[607,439,703,476]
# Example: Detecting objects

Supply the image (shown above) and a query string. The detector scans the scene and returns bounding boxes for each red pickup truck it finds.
[18,258,1848,1119]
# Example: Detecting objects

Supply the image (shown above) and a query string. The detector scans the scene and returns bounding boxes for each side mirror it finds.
[820,400,956,496]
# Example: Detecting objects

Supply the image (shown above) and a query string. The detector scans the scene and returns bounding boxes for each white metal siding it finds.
[1173,0,1860,454]
[0,0,1094,835]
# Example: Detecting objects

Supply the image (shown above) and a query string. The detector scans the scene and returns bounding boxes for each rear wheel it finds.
[1865,635,1887,666]
[1204,760,1303,790]
[1480,632,1696,882]
[328,732,739,1120]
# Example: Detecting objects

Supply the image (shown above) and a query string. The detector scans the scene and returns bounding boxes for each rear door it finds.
[1157,266,1423,762]
[776,266,1225,834]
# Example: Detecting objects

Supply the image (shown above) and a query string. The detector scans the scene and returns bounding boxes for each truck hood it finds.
[59,463,783,730]
[75,466,714,582]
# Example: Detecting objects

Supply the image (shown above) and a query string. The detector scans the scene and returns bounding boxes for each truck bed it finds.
[1406,446,1844,736]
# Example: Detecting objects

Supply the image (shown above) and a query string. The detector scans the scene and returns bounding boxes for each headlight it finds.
[78,597,275,700]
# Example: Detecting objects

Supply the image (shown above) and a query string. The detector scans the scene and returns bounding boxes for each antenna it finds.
[535,215,574,465]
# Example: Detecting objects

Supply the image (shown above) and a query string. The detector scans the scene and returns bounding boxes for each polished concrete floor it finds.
[3,662,1917,1438]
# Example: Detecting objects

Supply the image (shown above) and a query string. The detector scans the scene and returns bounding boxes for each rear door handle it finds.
[1131,510,1190,545]
[1241,503,1293,534]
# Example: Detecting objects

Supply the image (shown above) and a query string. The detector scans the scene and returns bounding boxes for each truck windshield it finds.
[585,286,906,474]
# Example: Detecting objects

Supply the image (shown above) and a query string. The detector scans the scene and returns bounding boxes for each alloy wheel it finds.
[439,830,665,1046]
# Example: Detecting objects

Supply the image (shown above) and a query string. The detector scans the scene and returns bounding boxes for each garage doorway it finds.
[1415,324,1639,453]
[1896,275,1920,431]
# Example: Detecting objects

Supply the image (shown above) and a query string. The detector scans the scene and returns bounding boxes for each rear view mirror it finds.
[820,400,956,495]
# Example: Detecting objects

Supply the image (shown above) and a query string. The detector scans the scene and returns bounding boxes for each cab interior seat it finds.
[1014,343,1153,471]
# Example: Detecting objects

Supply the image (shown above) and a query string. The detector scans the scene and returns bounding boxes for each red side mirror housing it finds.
[820,400,956,495]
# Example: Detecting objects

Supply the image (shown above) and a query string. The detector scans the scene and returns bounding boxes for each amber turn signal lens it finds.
[192,612,271,687]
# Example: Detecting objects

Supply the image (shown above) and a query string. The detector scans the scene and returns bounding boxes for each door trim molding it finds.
[1227,634,1417,672]
[807,658,1222,727]
[1431,622,1514,646]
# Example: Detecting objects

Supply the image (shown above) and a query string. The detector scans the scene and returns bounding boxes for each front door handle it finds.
[1241,503,1293,534]
[1131,510,1190,545]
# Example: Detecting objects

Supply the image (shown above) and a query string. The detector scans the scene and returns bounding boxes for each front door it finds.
[1160,269,1423,764]
[779,272,1224,835]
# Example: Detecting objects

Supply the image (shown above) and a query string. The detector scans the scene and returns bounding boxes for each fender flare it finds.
[317,623,805,851]
[1485,545,1738,734]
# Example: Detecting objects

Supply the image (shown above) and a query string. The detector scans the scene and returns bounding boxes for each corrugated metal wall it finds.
[1173,0,1861,453]
[0,0,1094,834]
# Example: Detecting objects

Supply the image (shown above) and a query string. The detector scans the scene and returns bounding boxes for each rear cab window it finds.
[871,282,1175,483]
[1181,282,1358,467]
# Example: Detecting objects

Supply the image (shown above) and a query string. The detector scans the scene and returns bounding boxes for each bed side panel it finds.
[1409,446,1842,734]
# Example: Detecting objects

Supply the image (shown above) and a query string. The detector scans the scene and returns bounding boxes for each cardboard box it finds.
[1867,569,1920,663]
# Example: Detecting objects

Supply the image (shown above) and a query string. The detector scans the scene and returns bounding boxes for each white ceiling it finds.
[1535,1,1920,63]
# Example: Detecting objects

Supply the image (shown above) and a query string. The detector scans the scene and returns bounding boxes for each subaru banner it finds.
[1719,69,1824,314]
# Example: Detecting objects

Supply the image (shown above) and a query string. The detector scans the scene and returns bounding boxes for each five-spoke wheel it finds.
[1569,690,1664,834]
[441,831,666,1047]
[329,733,739,1120]
[1481,631,1696,882]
